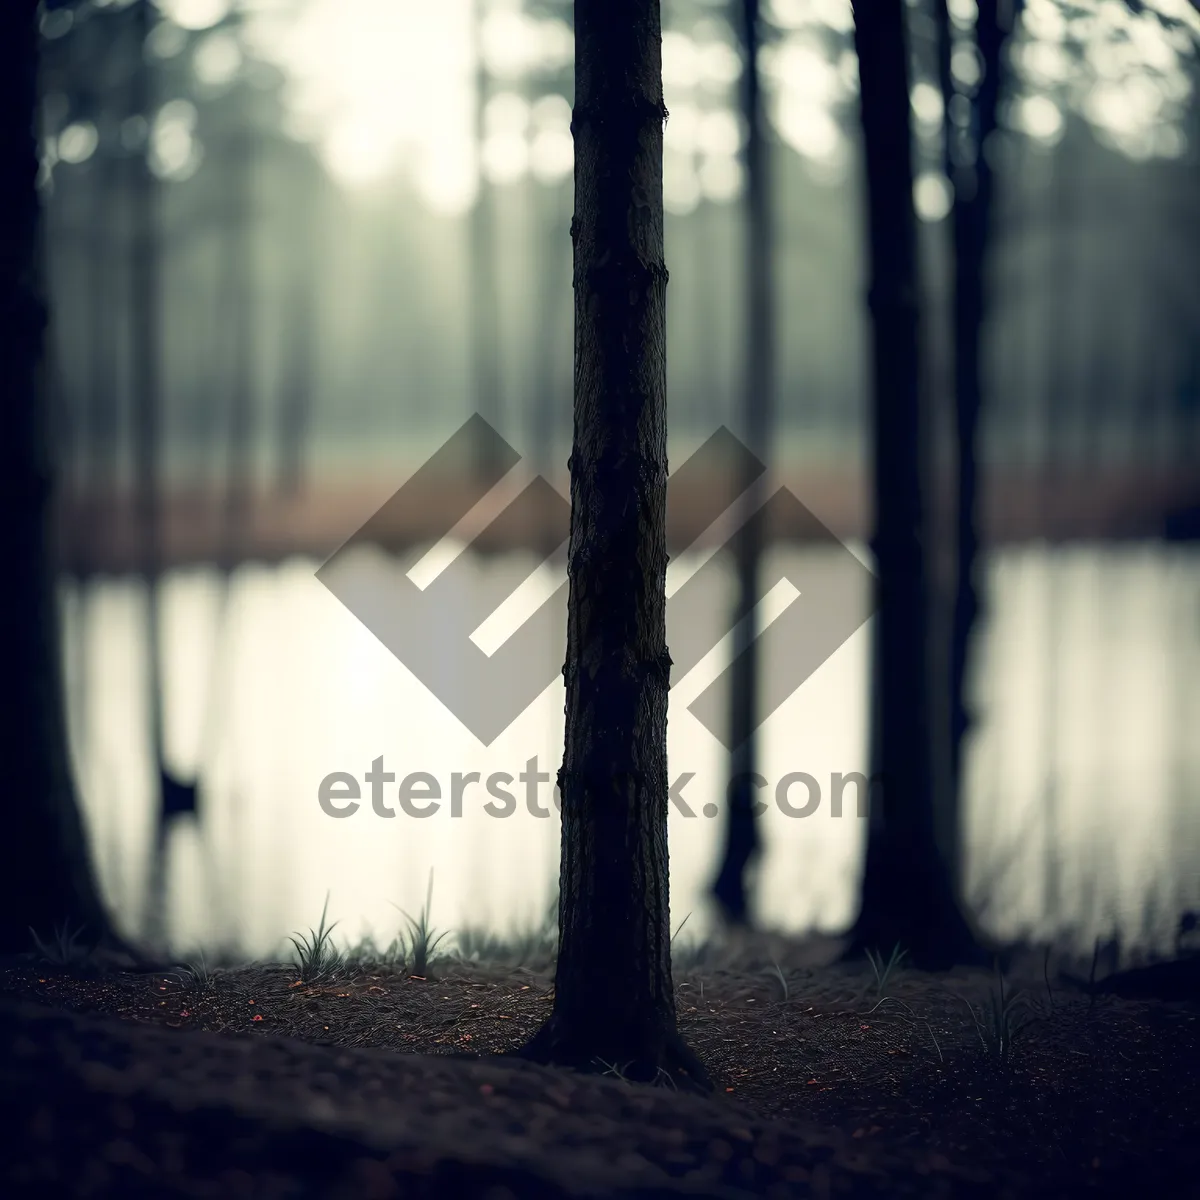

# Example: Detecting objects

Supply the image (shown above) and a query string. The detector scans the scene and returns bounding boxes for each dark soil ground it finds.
[1,943,1197,1198]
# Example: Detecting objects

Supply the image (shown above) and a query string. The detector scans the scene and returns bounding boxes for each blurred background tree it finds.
[0,0,119,956]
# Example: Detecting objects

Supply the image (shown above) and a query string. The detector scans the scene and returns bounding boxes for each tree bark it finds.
[848,0,981,969]
[521,0,708,1090]
[0,1,121,956]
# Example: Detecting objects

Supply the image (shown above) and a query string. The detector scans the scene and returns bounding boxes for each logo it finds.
[317,415,875,747]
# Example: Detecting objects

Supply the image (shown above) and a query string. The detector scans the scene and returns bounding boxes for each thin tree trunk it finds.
[1037,126,1076,927]
[0,0,120,955]
[712,0,773,927]
[531,175,571,484]
[940,0,1011,866]
[277,154,317,499]
[132,0,165,942]
[471,1,502,475]
[82,149,117,579]
[220,120,255,574]
[849,0,980,968]
[131,0,195,951]
[521,0,708,1090]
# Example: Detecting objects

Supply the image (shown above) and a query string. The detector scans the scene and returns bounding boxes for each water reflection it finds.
[61,545,1200,962]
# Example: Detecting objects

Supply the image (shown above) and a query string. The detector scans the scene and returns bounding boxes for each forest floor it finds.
[0,941,1197,1198]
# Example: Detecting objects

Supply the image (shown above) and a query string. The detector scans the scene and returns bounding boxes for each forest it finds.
[1,0,1198,1196]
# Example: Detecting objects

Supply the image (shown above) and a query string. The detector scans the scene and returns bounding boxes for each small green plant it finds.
[960,970,1037,1066]
[168,950,214,989]
[866,943,908,996]
[287,893,345,982]
[392,871,450,977]
[29,921,91,966]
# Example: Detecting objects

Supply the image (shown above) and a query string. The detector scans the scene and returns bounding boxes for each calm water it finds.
[60,543,1200,962]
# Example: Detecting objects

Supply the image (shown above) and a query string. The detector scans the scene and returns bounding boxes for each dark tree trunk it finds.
[81,149,117,579]
[939,0,1012,864]
[849,0,980,969]
[521,0,708,1091]
[0,1,120,955]
[712,0,773,928]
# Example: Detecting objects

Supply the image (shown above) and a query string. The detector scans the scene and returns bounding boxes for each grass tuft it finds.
[392,871,451,978]
[959,968,1039,1066]
[865,943,908,996]
[287,893,346,982]
[29,921,92,966]
[168,950,215,990]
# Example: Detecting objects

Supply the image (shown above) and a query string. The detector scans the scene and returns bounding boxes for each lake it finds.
[59,542,1200,964]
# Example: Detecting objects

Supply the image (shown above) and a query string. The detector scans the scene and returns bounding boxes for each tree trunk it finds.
[471,1,503,478]
[849,0,981,969]
[940,0,1011,871]
[0,1,121,956]
[712,0,773,928]
[129,0,189,952]
[521,0,708,1090]
[277,152,319,500]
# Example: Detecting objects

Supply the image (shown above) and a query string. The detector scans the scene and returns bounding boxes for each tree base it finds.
[843,919,992,973]
[519,1016,713,1095]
